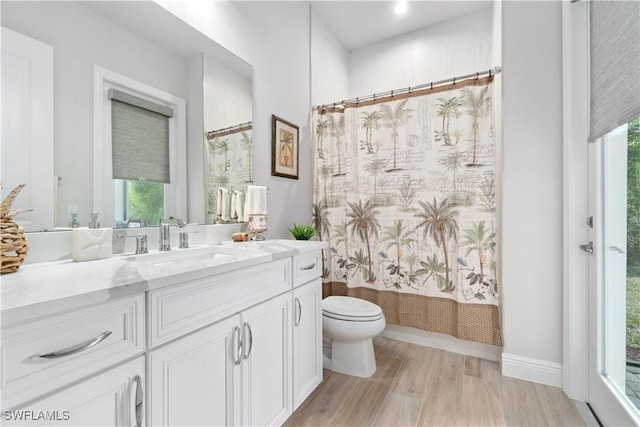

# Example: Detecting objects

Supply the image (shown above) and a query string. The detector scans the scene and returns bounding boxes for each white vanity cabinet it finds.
[1,241,326,427]
[291,251,323,410]
[146,258,293,426]
[1,294,145,415]
[4,357,145,427]
[148,315,240,426]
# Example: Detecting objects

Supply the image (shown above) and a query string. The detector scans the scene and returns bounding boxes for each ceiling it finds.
[311,1,493,50]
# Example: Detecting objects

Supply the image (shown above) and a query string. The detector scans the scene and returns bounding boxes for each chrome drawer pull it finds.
[30,330,112,360]
[232,326,242,365]
[300,263,316,271]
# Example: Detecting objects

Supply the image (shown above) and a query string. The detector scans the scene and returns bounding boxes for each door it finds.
[1,27,54,231]
[148,315,241,427]
[293,278,323,409]
[241,292,292,426]
[4,357,144,426]
[588,123,640,425]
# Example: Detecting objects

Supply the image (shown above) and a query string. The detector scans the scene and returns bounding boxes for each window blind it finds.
[590,0,640,141]
[108,88,174,183]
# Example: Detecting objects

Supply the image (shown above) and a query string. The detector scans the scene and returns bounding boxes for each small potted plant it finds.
[288,223,316,240]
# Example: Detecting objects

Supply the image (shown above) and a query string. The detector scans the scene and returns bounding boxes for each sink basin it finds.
[122,245,257,268]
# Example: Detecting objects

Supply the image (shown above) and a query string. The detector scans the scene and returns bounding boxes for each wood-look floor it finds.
[285,337,585,427]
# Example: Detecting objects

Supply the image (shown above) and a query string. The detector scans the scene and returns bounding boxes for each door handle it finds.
[232,326,242,365]
[579,242,594,254]
[295,297,302,326]
[130,374,143,427]
[243,322,253,360]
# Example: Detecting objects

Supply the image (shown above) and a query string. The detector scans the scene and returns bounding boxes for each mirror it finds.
[0,1,252,230]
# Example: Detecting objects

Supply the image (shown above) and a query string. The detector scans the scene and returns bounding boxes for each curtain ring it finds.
[391,90,394,97]
[408,86,412,93]
[373,93,376,100]
[475,72,479,80]
[489,69,492,77]
[453,77,456,85]
[356,97,359,104]
[430,82,433,90]
[333,102,336,108]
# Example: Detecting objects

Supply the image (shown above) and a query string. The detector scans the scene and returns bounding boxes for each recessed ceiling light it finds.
[394,1,408,15]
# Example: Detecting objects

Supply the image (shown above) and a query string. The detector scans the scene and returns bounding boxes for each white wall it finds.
[163,1,312,239]
[310,8,350,107]
[502,0,564,372]
[1,1,190,227]
[348,8,493,97]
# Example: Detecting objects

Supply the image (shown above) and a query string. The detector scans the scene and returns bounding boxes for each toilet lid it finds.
[322,296,383,319]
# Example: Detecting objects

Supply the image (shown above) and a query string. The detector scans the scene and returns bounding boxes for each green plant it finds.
[288,223,316,240]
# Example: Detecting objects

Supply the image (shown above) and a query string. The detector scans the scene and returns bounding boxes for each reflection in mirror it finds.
[0,1,253,230]
[202,52,253,225]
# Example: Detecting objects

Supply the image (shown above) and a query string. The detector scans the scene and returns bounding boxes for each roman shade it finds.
[108,88,174,183]
[589,0,640,141]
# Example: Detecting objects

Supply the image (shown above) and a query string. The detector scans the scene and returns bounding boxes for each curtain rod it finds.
[206,120,253,139]
[313,66,501,110]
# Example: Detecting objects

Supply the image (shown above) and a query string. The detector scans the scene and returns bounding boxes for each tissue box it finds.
[72,228,113,262]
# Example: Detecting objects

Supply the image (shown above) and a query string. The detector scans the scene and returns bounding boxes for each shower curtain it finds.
[313,76,501,346]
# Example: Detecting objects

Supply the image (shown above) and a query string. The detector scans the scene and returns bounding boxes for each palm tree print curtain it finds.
[313,76,501,346]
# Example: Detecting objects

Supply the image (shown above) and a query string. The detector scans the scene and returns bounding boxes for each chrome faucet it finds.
[159,218,186,251]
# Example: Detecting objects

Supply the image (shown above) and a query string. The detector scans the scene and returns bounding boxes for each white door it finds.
[292,278,323,409]
[148,315,241,427]
[588,124,639,425]
[1,27,54,231]
[241,292,292,426]
[4,357,144,427]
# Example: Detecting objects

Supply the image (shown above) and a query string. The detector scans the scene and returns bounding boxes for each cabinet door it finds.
[148,315,241,427]
[241,293,292,426]
[3,357,144,426]
[292,278,323,409]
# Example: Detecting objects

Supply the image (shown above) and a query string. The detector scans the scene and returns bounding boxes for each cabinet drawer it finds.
[1,294,145,409]
[292,251,322,288]
[149,258,291,347]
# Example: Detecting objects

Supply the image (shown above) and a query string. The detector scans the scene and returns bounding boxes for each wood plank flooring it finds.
[285,337,585,426]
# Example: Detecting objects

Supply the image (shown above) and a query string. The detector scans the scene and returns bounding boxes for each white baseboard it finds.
[380,324,502,362]
[501,352,563,387]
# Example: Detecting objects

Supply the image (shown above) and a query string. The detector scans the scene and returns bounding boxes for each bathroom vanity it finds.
[0,240,325,426]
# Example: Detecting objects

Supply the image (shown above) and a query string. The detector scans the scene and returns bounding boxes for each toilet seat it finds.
[322,296,383,322]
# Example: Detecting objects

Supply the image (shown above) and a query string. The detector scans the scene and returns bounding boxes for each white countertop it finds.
[1,239,327,326]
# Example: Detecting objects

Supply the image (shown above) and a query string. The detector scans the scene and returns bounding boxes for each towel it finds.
[216,188,224,216]
[232,190,245,221]
[221,188,230,221]
[244,185,267,222]
[230,191,239,220]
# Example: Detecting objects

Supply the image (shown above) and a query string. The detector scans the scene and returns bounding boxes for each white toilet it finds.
[322,296,386,378]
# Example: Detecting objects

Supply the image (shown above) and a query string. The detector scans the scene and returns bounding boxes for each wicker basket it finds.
[1,184,32,274]
[1,220,28,273]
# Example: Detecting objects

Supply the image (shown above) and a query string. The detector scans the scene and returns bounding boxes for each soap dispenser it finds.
[72,212,113,262]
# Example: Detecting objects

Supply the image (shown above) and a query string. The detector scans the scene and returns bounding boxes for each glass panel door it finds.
[588,119,640,425]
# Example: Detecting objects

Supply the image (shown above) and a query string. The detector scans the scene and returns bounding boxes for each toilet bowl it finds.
[322,296,386,378]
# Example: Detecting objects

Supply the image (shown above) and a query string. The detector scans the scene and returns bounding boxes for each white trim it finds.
[502,353,563,387]
[562,0,590,401]
[93,66,187,227]
[380,324,502,362]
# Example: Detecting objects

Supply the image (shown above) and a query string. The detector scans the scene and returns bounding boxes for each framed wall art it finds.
[271,115,299,179]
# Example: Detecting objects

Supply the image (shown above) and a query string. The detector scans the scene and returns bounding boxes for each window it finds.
[93,66,186,228]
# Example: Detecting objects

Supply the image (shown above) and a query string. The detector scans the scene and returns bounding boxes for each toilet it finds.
[322,296,386,378]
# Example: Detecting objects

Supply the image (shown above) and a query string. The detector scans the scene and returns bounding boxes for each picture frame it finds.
[271,115,299,179]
